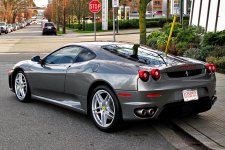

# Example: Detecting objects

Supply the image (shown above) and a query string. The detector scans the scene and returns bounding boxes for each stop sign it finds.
[89,0,102,13]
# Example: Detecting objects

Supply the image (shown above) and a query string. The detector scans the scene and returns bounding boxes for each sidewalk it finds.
[173,73,225,150]
[64,28,160,37]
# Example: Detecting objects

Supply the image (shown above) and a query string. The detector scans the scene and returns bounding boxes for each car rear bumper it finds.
[116,87,216,120]
[43,29,56,34]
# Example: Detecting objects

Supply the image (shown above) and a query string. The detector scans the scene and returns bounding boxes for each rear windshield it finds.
[45,23,54,27]
[101,44,182,66]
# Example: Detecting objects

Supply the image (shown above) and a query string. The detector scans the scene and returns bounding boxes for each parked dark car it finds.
[42,22,56,35]
[8,42,217,132]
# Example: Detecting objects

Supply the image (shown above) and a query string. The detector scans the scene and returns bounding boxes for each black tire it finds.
[90,85,122,132]
[14,71,31,102]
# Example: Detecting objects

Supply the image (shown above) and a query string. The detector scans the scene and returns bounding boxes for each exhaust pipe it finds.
[211,96,217,105]
[147,109,155,116]
[136,109,147,116]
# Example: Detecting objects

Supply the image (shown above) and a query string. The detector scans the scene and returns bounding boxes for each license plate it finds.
[47,27,51,29]
[182,89,198,102]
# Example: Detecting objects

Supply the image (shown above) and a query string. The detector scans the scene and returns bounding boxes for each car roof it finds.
[65,42,133,50]
[63,42,137,62]
[64,42,164,55]
[63,42,169,63]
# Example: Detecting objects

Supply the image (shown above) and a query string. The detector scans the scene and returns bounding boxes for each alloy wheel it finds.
[15,73,27,101]
[92,90,115,128]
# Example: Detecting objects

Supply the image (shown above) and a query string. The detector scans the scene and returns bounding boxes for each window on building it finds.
[154,1,161,5]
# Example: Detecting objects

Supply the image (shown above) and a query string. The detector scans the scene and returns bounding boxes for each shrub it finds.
[147,38,158,49]
[206,56,225,73]
[156,33,168,50]
[202,31,225,46]
[162,22,182,37]
[193,26,205,34]
[183,48,202,60]
[209,46,225,57]
[146,21,160,28]
[200,45,216,61]
[84,22,102,30]
[176,27,201,45]
[147,31,168,50]
[175,42,188,56]
[67,17,187,31]
[67,24,82,30]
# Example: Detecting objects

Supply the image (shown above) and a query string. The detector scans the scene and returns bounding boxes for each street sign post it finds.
[89,0,101,41]
[102,0,108,30]
[112,0,119,42]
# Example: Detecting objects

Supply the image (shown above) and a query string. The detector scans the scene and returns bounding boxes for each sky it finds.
[34,0,48,7]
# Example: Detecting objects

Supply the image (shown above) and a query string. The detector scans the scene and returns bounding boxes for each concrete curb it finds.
[171,119,225,150]
[66,31,154,37]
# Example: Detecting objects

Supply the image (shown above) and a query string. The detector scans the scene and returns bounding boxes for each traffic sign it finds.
[89,0,101,13]
[112,0,119,8]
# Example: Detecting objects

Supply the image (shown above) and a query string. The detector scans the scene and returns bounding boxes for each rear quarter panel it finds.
[65,60,139,98]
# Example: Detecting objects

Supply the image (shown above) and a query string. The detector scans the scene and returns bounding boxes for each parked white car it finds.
[0,22,8,34]
[7,24,13,33]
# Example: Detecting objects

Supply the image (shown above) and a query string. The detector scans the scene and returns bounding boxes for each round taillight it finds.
[139,70,149,82]
[151,69,161,80]
[205,63,216,73]
[211,64,216,72]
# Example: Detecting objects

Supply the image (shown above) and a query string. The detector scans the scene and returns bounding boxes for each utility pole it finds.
[180,0,183,26]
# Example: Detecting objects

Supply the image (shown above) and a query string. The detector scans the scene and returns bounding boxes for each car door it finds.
[28,46,82,100]
[65,48,97,108]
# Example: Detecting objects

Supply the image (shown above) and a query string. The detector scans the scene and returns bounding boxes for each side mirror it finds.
[31,55,41,63]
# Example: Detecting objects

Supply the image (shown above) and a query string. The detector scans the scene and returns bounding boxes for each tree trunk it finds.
[62,0,66,34]
[139,0,150,45]
[82,15,85,31]
[167,0,170,21]
[56,0,60,31]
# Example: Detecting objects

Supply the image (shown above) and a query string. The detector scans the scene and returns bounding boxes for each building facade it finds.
[190,0,225,32]
[152,0,163,11]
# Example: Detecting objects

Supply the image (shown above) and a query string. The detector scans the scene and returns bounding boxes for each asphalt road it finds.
[0,54,175,150]
[0,25,204,150]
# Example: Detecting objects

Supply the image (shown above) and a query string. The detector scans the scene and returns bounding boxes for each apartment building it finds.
[190,0,225,32]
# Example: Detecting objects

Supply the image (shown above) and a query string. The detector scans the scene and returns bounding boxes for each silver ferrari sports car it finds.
[8,42,217,132]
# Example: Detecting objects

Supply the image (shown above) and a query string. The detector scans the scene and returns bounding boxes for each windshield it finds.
[0,23,5,26]
[101,44,183,67]
[45,23,53,27]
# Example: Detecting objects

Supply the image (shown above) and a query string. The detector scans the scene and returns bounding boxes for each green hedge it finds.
[67,17,189,31]
[206,57,225,73]
[70,20,161,31]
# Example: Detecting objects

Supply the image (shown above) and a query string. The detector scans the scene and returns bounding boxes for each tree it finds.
[139,0,151,45]
[0,0,35,23]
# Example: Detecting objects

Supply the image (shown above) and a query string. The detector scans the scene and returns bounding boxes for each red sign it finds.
[89,0,102,13]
